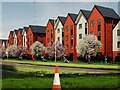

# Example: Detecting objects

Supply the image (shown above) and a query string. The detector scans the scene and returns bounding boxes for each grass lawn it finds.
[3,59,120,70]
[2,72,119,89]
[2,64,120,89]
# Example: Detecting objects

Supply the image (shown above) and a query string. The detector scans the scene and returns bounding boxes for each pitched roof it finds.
[29,25,46,34]
[19,28,23,34]
[68,13,78,22]
[0,39,8,43]
[49,19,54,26]
[95,5,120,19]
[80,9,91,19]
[58,16,66,25]
[14,30,18,35]
[10,31,14,35]
[24,27,29,32]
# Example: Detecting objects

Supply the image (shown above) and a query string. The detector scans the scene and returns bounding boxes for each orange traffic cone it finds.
[52,65,61,90]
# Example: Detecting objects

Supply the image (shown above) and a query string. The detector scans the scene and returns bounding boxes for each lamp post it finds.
[52,17,56,62]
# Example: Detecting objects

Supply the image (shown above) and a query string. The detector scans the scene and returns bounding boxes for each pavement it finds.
[1,61,120,74]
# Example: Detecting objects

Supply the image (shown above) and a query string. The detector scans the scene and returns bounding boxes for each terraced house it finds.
[0,39,8,48]
[113,21,120,61]
[22,27,29,47]
[75,9,91,53]
[6,5,120,61]
[27,25,46,55]
[54,16,66,45]
[64,13,78,60]
[88,5,120,59]
[17,28,23,46]
[13,30,18,46]
[8,31,14,45]
[46,19,55,46]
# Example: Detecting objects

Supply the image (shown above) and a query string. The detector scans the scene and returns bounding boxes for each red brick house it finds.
[17,28,23,46]
[46,19,55,47]
[8,31,14,45]
[64,13,78,60]
[88,5,120,59]
[0,39,8,48]
[27,25,46,54]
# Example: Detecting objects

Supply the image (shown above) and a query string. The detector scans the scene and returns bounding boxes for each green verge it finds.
[3,59,120,70]
[2,73,119,89]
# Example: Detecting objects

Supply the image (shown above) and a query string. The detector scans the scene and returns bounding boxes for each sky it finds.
[0,1,120,39]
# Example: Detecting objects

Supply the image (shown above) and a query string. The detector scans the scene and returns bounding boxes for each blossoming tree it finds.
[30,41,46,59]
[6,45,18,58]
[47,41,65,60]
[77,35,102,62]
[0,46,6,59]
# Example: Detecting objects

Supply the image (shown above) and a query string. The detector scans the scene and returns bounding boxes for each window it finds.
[66,45,68,49]
[79,24,82,29]
[98,20,101,25]
[66,26,68,31]
[117,41,120,48]
[57,37,60,41]
[62,28,64,32]
[66,35,68,40]
[71,39,73,49]
[57,28,60,33]
[98,36,101,41]
[48,30,51,34]
[85,23,87,35]
[30,34,32,38]
[70,25,73,30]
[90,20,94,26]
[117,29,120,36]
[47,38,50,43]
[98,20,101,41]
[90,31,94,35]
[79,34,82,39]
[30,41,32,45]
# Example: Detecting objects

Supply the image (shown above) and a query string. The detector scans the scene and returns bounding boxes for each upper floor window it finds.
[66,35,68,40]
[117,29,120,36]
[117,41,120,48]
[30,34,32,38]
[47,38,50,43]
[98,20,101,25]
[70,25,73,30]
[90,20,94,26]
[48,30,51,34]
[66,26,68,31]
[58,37,60,41]
[79,34,82,39]
[57,28,60,33]
[62,28,64,32]
[66,45,68,50]
[85,23,87,35]
[79,24,82,29]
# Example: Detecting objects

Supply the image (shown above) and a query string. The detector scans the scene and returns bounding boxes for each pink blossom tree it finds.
[17,45,27,59]
[77,35,102,62]
[6,45,18,58]
[0,46,6,59]
[47,41,65,60]
[30,41,46,58]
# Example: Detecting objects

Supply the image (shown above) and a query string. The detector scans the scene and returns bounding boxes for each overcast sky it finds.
[0,1,120,39]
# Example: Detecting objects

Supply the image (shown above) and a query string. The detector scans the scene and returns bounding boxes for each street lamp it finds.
[52,17,56,62]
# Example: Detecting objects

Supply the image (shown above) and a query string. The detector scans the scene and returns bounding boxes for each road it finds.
[1,61,120,74]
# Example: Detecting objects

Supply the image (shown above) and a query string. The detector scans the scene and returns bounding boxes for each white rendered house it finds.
[54,16,66,45]
[113,21,120,60]
[22,27,28,47]
[75,9,91,52]
[13,30,18,46]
